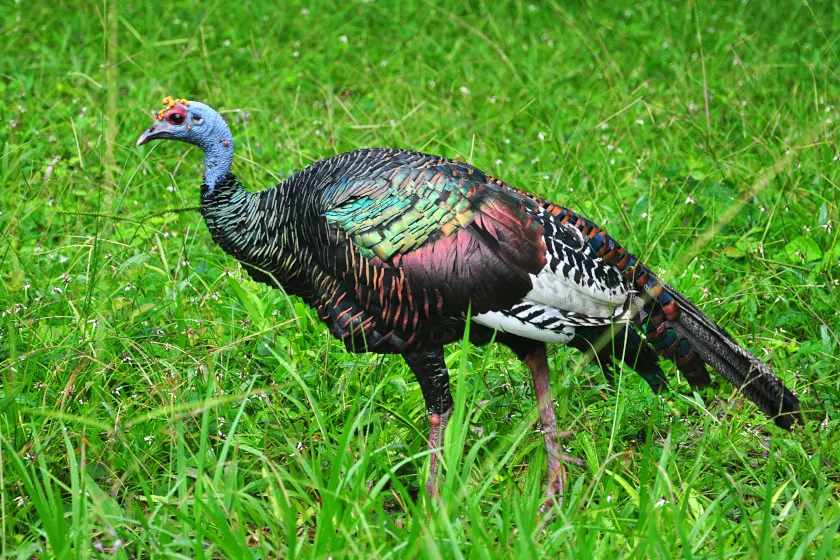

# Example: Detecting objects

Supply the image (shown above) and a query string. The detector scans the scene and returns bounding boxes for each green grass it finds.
[1,0,839,557]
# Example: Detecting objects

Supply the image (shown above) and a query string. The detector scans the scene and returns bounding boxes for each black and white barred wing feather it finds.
[474,208,642,343]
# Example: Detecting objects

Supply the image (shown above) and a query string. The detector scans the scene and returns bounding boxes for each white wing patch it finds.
[473,308,575,343]
[473,206,645,344]
[527,214,628,313]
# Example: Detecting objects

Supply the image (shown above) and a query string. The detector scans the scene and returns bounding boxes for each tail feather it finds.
[663,284,803,430]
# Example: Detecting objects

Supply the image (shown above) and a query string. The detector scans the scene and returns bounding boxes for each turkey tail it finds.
[647,283,803,430]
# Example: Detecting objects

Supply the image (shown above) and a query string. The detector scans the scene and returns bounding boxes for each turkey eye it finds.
[168,113,185,125]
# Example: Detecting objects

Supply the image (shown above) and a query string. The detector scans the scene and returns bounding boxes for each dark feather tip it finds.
[773,388,804,430]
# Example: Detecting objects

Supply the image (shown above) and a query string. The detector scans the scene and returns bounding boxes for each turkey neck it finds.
[200,175,289,266]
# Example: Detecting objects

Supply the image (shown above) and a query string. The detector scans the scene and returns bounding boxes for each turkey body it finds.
[205,149,646,356]
[198,147,802,503]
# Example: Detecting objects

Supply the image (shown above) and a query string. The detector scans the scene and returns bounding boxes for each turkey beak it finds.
[136,123,173,147]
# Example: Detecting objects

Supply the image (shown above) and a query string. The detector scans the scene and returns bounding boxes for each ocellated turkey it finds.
[137,97,803,506]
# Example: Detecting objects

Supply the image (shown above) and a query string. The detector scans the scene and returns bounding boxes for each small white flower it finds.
[293,51,299,57]
[300,8,309,15]
[654,498,667,508]
[459,86,470,95]
[144,435,154,444]
[635,119,644,125]
[488,96,496,104]
[223,39,231,47]
[339,35,348,43]
[685,196,695,204]
[538,132,546,141]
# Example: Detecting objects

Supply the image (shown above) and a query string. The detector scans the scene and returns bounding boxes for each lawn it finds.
[1,0,839,557]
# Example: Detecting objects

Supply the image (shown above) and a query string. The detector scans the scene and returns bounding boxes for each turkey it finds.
[137,96,803,506]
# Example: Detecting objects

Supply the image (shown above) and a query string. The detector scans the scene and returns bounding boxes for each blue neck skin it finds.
[199,122,234,194]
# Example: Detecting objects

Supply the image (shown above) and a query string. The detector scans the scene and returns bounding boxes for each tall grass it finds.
[1,0,838,556]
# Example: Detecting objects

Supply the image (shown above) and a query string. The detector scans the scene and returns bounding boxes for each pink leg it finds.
[524,344,567,509]
[426,408,452,498]
[403,348,453,501]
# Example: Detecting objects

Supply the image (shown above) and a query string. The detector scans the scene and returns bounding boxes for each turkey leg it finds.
[403,347,453,499]
[523,343,570,507]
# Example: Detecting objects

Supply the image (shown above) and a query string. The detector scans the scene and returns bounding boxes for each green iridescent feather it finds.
[324,172,476,261]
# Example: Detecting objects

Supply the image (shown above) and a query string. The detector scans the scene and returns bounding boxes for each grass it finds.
[1,0,839,556]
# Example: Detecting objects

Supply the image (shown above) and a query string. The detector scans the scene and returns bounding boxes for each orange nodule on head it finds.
[156,96,190,121]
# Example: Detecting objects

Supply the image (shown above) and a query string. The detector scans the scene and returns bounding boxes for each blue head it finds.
[136,97,234,193]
